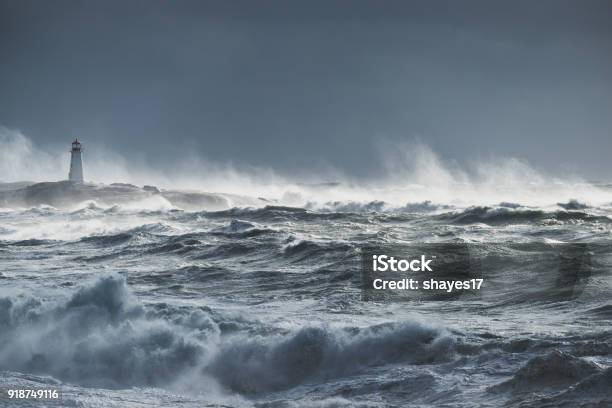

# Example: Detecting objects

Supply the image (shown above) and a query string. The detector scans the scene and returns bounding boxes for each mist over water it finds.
[1,126,611,209]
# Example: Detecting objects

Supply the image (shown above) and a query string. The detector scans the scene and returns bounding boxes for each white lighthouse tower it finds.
[68,139,84,183]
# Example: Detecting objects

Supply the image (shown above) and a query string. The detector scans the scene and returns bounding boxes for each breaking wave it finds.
[489,350,601,393]
[0,275,208,389]
[209,322,455,394]
[0,274,456,394]
[436,206,611,225]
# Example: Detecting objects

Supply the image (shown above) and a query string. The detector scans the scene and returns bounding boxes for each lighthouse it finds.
[68,139,84,183]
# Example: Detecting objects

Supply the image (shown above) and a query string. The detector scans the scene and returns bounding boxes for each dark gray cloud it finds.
[1,0,611,179]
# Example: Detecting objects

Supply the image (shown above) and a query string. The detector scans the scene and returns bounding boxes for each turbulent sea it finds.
[1,184,611,407]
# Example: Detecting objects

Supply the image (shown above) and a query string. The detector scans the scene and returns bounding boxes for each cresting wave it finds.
[435,205,612,225]
[488,351,612,407]
[0,274,455,394]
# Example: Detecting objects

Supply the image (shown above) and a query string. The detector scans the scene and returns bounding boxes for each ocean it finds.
[0,182,611,407]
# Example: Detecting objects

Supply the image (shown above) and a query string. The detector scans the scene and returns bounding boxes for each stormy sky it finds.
[1,0,611,180]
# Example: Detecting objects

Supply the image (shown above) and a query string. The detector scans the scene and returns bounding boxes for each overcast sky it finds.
[1,0,611,180]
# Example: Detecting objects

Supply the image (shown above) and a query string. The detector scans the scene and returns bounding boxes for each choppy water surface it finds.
[1,199,611,407]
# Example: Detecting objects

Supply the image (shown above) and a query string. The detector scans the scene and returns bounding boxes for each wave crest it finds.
[0,274,455,395]
[209,322,455,394]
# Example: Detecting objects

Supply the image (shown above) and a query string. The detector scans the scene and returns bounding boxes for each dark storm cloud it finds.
[0,0,611,179]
